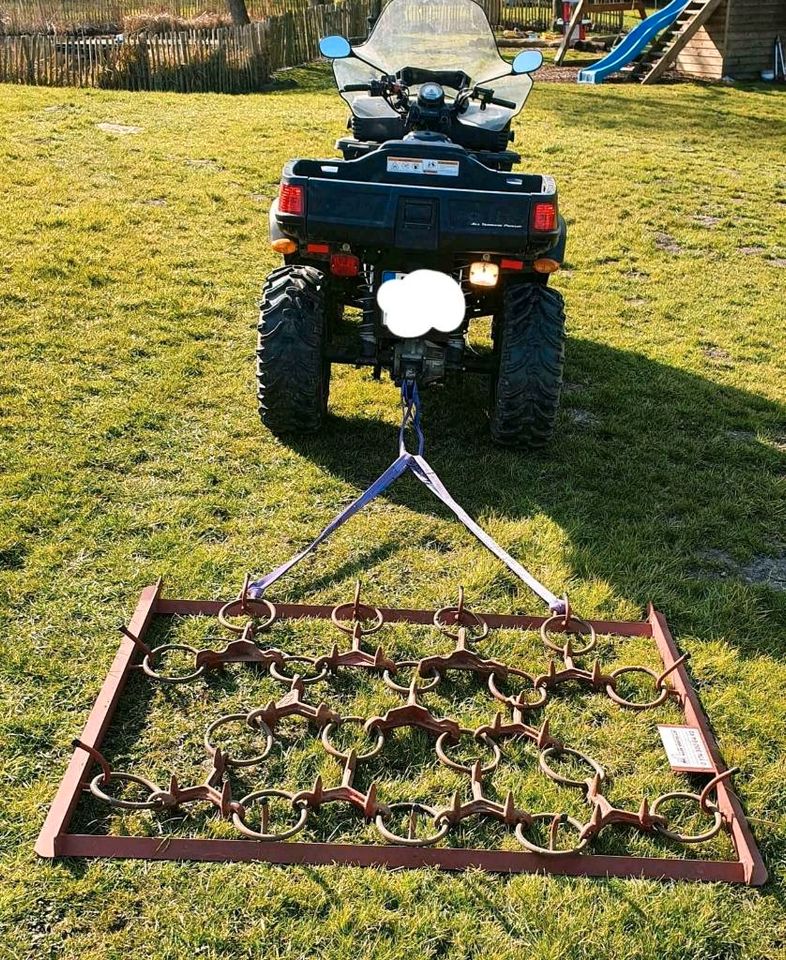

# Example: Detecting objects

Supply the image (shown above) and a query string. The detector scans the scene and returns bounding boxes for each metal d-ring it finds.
[515,812,589,856]
[269,655,330,685]
[232,789,309,841]
[435,730,502,775]
[90,771,163,810]
[375,802,451,847]
[382,660,441,694]
[142,644,206,684]
[539,746,606,790]
[605,666,670,711]
[651,791,724,844]
[321,716,385,761]
[540,614,597,656]
[487,668,546,709]
[204,713,274,767]
[218,597,276,635]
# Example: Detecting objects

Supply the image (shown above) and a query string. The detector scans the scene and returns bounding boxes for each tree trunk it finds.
[227,0,250,27]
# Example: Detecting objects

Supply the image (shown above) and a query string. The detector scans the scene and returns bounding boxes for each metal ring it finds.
[321,716,385,761]
[382,660,441,694]
[435,731,502,775]
[90,772,163,810]
[515,813,589,856]
[539,746,606,790]
[605,666,670,711]
[651,791,724,844]
[375,802,451,847]
[487,669,547,709]
[540,614,597,656]
[433,605,489,642]
[218,597,276,634]
[141,644,205,684]
[204,713,274,767]
[269,655,330,686]
[330,602,384,636]
[232,789,309,841]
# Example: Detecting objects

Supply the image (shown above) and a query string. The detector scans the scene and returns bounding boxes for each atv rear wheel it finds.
[256,265,330,435]
[489,283,566,449]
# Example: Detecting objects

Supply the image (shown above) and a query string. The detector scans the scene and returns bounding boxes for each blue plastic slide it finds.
[577,0,691,84]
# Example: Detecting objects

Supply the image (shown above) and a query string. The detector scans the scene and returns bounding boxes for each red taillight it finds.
[532,202,557,232]
[278,183,304,215]
[330,253,360,277]
[306,242,330,255]
[500,258,524,271]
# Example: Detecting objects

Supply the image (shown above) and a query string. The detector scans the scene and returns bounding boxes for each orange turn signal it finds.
[271,238,297,255]
[533,258,560,274]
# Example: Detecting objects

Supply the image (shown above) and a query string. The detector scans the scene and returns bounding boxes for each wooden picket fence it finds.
[0,1,375,90]
[0,0,623,92]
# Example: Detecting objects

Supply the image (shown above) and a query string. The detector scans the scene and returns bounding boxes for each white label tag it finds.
[386,157,460,177]
[658,725,714,772]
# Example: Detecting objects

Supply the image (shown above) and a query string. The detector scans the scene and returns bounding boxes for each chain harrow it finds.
[83,583,734,855]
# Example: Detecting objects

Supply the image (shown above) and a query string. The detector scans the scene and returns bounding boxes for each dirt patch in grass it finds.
[96,122,143,135]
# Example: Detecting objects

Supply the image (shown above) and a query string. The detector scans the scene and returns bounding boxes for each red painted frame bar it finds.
[36,584,767,885]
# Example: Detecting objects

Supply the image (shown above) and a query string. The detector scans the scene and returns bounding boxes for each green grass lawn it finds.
[1,66,785,959]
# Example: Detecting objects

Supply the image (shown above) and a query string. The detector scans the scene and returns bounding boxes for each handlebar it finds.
[489,95,516,109]
[341,82,373,92]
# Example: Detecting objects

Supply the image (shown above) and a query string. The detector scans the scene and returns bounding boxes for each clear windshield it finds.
[333,0,533,132]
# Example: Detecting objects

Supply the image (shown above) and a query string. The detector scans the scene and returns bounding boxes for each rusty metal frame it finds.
[36,581,767,885]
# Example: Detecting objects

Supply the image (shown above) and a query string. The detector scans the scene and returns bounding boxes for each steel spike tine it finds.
[240,573,250,613]
[589,771,602,798]
[220,780,232,818]
[72,739,112,783]
[548,658,557,680]
[699,767,738,812]
[471,758,483,783]
[365,782,378,818]
[457,585,465,619]
[408,806,418,840]
[549,814,562,851]
[591,659,602,684]
[261,797,269,834]
[120,624,152,657]
[503,791,516,824]
[639,796,651,824]
[352,579,361,620]
[656,652,690,689]
[538,718,550,747]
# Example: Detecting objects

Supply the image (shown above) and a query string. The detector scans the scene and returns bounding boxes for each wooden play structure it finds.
[557,0,786,82]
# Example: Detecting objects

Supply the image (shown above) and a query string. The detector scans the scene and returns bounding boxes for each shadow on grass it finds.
[286,338,786,647]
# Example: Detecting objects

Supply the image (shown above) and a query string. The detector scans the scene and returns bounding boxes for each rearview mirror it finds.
[512,50,543,75]
[319,35,352,60]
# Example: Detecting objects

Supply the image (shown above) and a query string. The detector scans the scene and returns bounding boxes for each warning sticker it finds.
[386,156,460,177]
[657,725,714,773]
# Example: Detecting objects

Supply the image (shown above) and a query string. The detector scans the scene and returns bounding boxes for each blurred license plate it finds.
[381,271,406,283]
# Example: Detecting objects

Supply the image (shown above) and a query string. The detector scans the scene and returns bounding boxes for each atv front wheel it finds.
[256,265,330,435]
[489,283,566,449]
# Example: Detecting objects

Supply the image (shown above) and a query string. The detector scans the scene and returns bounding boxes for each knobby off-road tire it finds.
[489,283,566,449]
[257,265,330,435]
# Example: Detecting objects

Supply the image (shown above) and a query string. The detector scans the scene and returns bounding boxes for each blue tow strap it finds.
[248,380,565,614]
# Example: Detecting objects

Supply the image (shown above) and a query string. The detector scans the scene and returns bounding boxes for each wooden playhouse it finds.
[673,0,786,79]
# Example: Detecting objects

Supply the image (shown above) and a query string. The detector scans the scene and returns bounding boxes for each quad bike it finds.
[260,0,567,448]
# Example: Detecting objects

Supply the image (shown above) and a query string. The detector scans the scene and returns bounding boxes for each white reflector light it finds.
[469,262,499,287]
